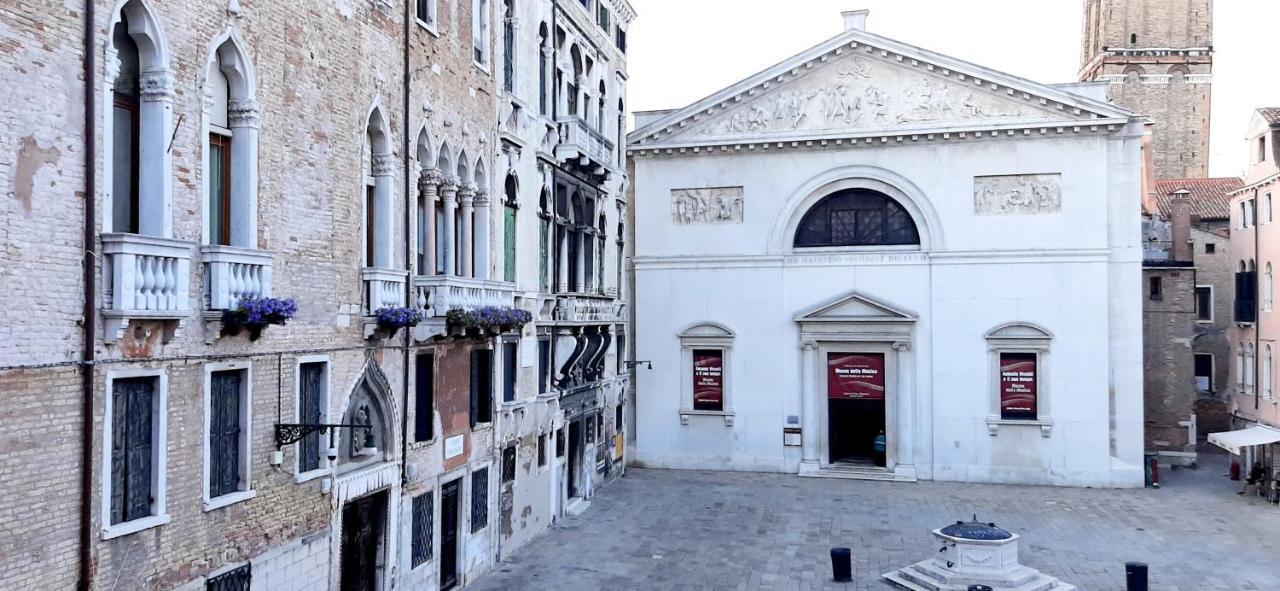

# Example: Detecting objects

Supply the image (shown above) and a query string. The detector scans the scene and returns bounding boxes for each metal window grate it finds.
[207,564,251,591]
[471,468,488,532]
[411,492,433,567]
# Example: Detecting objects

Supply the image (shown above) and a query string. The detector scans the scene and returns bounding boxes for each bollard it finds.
[829,547,852,582]
[1125,561,1148,591]
[968,586,994,591]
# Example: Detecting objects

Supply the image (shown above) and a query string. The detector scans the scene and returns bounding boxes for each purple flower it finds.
[221,297,297,340]
[375,306,423,329]
[446,306,532,332]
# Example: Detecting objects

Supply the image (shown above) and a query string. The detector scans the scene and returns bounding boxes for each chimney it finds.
[1170,195,1192,262]
[842,10,869,32]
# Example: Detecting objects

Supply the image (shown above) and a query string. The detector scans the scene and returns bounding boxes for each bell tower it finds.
[1080,0,1214,179]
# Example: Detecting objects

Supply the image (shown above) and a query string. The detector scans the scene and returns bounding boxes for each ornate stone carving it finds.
[371,154,395,177]
[473,190,490,207]
[457,183,477,206]
[419,168,444,194]
[139,70,175,101]
[973,174,1062,216]
[692,56,1040,138]
[227,99,261,128]
[671,187,744,225]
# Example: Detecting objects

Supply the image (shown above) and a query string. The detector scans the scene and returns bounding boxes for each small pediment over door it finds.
[795,290,917,324]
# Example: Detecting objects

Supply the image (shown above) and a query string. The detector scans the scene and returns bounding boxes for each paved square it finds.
[475,453,1280,590]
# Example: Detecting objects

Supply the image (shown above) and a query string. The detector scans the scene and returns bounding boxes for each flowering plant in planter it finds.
[221,297,297,341]
[446,306,533,333]
[375,306,423,331]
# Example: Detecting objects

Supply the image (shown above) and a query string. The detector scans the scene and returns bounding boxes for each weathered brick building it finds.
[1080,0,1214,179]
[0,0,632,589]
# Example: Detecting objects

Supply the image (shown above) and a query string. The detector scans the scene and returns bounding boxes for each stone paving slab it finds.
[474,453,1280,590]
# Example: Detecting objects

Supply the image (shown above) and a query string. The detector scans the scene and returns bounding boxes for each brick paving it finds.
[474,451,1280,590]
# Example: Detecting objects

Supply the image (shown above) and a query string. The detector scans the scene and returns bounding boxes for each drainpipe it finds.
[79,0,97,589]
[401,0,413,486]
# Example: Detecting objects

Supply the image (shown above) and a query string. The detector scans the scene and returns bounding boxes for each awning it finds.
[1208,425,1280,455]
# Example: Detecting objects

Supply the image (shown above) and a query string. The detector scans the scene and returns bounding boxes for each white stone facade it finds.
[629,16,1146,488]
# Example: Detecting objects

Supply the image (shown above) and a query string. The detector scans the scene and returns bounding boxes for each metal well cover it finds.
[939,520,1013,541]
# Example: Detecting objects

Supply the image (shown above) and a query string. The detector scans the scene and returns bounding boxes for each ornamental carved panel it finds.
[973,174,1062,216]
[671,186,744,225]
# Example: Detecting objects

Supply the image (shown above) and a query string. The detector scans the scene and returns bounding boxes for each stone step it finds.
[883,560,1076,591]
[882,571,935,591]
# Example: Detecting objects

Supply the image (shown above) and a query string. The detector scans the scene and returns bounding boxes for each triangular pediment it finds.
[632,28,1135,149]
[795,290,916,323]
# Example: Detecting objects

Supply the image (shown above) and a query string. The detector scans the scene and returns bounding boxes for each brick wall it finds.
[1142,267,1197,452]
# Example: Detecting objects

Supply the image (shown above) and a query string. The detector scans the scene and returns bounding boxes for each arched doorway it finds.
[333,362,398,591]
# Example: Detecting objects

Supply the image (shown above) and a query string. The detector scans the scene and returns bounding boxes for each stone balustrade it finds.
[555,115,615,170]
[554,295,625,323]
[202,245,273,310]
[362,268,409,315]
[412,275,517,317]
[101,233,193,342]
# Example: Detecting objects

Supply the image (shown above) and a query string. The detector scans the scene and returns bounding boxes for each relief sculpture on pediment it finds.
[695,57,1037,137]
[973,174,1062,215]
[671,187,745,225]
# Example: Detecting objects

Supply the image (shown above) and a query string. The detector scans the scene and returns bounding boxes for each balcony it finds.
[554,294,625,324]
[362,268,408,315]
[202,245,272,310]
[101,233,193,343]
[555,116,615,176]
[412,275,518,317]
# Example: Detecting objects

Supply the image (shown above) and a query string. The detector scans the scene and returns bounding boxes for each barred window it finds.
[793,189,919,248]
[470,468,488,532]
[411,492,433,567]
[207,564,251,591]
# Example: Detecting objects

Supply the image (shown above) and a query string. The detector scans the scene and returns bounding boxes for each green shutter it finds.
[504,205,517,282]
[539,219,549,292]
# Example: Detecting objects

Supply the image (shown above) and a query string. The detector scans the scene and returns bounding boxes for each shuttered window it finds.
[415,353,435,442]
[299,362,325,473]
[470,468,488,532]
[209,370,244,498]
[504,204,517,282]
[470,350,493,427]
[411,492,433,567]
[538,338,550,394]
[503,341,518,403]
[111,376,155,525]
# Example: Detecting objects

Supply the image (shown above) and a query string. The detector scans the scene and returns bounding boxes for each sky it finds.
[624,0,1280,178]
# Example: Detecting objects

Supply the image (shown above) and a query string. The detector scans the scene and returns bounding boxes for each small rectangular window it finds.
[111,376,157,525]
[1196,286,1213,322]
[538,338,550,394]
[1195,354,1214,393]
[999,352,1038,421]
[1205,243,1216,254]
[1260,136,1268,163]
[501,445,516,483]
[411,492,433,567]
[692,349,724,411]
[615,404,623,431]
[298,362,326,473]
[415,353,434,441]
[416,0,435,25]
[470,468,488,533]
[616,334,625,375]
[1149,276,1163,301]
[556,427,566,457]
[470,349,493,427]
[615,28,627,53]
[503,341,518,403]
[537,434,547,467]
[209,369,246,499]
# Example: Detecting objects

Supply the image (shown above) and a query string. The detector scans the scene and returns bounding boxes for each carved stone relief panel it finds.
[973,174,1062,215]
[671,187,745,225]
[687,55,1050,139]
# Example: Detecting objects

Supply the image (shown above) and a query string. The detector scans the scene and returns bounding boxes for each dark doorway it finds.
[1194,353,1214,393]
[567,419,582,499]
[828,399,886,466]
[340,490,387,591]
[440,478,461,590]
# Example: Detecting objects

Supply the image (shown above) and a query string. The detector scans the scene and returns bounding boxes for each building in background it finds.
[1079,0,1214,179]
[0,0,632,589]
[628,12,1147,488]
[1214,108,1280,479]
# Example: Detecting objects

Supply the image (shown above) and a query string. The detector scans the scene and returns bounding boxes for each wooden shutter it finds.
[110,380,128,525]
[504,205,517,282]
[210,370,241,498]
[113,377,154,524]
[539,219,549,291]
[300,363,323,472]
[503,342,517,403]
[415,354,434,441]
[469,351,479,428]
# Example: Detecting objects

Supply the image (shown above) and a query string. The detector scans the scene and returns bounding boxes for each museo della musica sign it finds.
[827,353,885,400]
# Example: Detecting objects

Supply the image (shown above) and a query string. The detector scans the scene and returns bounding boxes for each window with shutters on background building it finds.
[415,353,435,442]
[110,375,158,526]
[297,360,328,476]
[470,349,493,426]
[208,367,249,501]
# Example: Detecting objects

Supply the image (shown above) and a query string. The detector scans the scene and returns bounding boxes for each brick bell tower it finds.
[1080,0,1214,179]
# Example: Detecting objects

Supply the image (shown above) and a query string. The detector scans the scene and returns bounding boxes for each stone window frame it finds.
[1266,263,1274,312]
[1195,284,1214,323]
[677,322,735,427]
[410,489,434,568]
[294,355,332,484]
[1266,344,1275,401]
[364,106,395,270]
[472,0,492,70]
[101,368,170,540]
[199,31,260,250]
[202,361,255,511]
[984,322,1054,438]
[103,0,175,238]
[415,0,439,34]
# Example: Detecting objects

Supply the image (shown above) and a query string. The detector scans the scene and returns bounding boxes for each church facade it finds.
[628,12,1148,487]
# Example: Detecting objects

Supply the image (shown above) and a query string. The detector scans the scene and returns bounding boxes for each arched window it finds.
[617,98,625,166]
[107,0,173,236]
[793,189,919,248]
[598,80,607,133]
[616,218,624,296]
[364,108,393,269]
[569,192,584,291]
[597,214,607,295]
[1246,343,1256,392]
[504,175,518,282]
[1266,345,1274,400]
[1267,262,1274,312]
[1237,343,1246,389]
[568,45,582,117]
[538,24,550,115]
[502,0,515,92]
[539,189,551,292]
[204,37,259,248]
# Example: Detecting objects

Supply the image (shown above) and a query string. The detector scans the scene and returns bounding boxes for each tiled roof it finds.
[1153,177,1245,221]
[1260,108,1280,125]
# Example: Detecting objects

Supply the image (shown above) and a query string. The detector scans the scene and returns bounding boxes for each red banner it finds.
[1000,353,1038,420]
[693,350,723,411]
[827,353,885,400]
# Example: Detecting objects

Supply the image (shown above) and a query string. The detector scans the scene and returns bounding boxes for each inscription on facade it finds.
[671,186,744,225]
[973,174,1062,215]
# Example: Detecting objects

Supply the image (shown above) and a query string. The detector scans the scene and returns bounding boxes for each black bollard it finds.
[830,547,852,582]
[1125,561,1149,591]
[968,586,994,591]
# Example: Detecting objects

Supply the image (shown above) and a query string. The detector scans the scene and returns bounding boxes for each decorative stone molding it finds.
[473,190,490,207]
[227,99,261,128]
[671,187,744,225]
[973,174,1062,216]
[457,183,477,205]
[440,178,459,203]
[139,70,175,101]
[371,154,395,177]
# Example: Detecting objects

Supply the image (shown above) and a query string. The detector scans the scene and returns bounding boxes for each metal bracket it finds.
[274,423,367,449]
[623,360,652,370]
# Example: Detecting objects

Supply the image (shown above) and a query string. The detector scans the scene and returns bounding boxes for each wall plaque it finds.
[672,187,744,225]
[444,434,465,459]
[974,174,1062,215]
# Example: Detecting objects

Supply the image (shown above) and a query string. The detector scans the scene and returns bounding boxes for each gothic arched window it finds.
[793,189,919,248]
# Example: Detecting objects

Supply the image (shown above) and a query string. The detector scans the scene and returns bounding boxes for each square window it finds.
[1205,243,1216,254]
